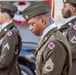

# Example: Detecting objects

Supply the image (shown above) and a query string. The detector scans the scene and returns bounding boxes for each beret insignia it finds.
[25,15,29,20]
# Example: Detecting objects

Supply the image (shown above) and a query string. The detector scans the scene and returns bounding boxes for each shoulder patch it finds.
[7,31,12,36]
[48,42,55,49]
[73,24,76,30]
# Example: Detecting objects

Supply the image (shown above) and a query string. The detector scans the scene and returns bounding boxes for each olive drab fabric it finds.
[22,1,51,20]
[0,1,17,14]
[59,17,76,37]
[22,1,72,75]
[0,22,22,75]
[35,27,72,75]
[67,21,76,75]
[59,17,76,75]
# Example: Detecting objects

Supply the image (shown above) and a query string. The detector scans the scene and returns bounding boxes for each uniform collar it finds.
[59,17,76,31]
[0,22,14,39]
[66,15,76,22]
[42,23,57,39]
[1,21,12,29]
[35,27,58,55]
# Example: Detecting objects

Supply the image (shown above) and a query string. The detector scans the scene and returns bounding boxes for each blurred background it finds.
[55,0,66,28]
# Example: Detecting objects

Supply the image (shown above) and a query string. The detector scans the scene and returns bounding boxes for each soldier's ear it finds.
[41,17,46,24]
[71,6,76,12]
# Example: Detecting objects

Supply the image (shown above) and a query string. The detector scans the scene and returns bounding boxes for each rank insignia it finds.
[48,42,55,49]
[73,24,76,30]
[63,0,66,2]
[7,31,12,36]
[3,43,10,50]
[71,36,76,43]
[45,58,54,72]
[25,15,28,20]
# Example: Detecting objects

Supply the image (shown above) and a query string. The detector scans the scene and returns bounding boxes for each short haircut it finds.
[1,8,14,18]
[71,3,76,8]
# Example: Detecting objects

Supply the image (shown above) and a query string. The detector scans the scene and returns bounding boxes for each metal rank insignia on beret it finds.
[63,0,66,2]
[48,42,55,49]
[73,24,76,30]
[25,15,29,20]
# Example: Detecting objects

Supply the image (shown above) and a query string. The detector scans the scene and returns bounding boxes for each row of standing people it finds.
[0,0,76,75]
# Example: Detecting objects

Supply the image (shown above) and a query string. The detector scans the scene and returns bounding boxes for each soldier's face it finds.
[0,12,5,24]
[28,16,44,36]
[61,3,73,18]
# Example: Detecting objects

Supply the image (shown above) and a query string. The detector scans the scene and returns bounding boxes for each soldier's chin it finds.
[63,16,67,18]
[32,32,36,35]
[33,32,39,36]
[62,13,67,18]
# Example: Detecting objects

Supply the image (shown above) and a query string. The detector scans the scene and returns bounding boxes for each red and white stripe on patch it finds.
[48,42,55,49]
[7,31,12,36]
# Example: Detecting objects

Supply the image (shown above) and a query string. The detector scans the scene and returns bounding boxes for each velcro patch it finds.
[7,31,12,36]
[48,42,55,49]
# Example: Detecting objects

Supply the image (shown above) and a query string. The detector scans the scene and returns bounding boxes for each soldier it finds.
[23,1,72,75]
[59,0,76,37]
[0,2,22,75]
[59,0,76,75]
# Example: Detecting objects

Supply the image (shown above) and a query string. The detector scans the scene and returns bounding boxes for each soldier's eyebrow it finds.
[28,21,34,25]
[28,20,33,24]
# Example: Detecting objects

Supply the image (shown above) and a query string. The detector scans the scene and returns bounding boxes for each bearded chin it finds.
[63,16,68,18]
[64,9,71,18]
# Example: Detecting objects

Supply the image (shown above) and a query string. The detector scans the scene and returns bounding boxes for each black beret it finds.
[63,0,76,4]
[23,1,51,20]
[0,1,17,14]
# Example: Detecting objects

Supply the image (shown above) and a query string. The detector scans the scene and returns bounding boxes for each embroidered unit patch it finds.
[48,42,55,49]
[73,24,76,30]
[7,31,12,36]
